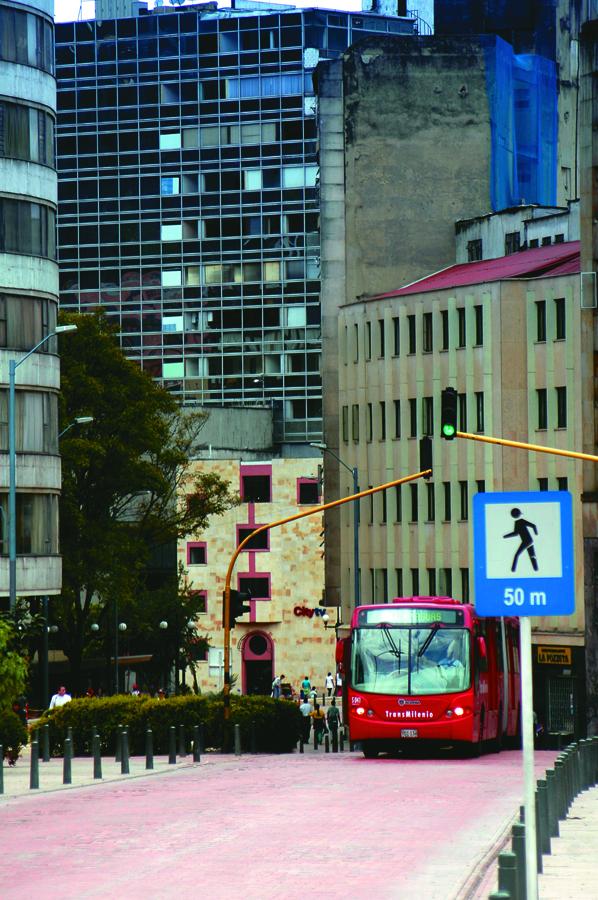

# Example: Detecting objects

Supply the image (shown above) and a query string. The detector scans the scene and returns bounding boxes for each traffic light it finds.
[222,588,252,628]
[440,387,458,440]
[419,436,433,479]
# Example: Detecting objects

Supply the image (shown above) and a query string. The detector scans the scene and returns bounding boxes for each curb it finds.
[452,813,515,900]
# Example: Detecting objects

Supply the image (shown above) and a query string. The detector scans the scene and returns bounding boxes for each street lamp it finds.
[58,415,94,439]
[8,324,77,612]
[310,441,361,606]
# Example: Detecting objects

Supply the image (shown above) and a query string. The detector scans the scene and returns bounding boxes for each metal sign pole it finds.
[520,616,538,900]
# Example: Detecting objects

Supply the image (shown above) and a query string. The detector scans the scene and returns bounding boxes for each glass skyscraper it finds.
[54,3,414,441]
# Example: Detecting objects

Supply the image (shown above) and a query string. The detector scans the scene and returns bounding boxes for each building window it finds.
[538,477,548,492]
[474,305,483,346]
[352,404,359,441]
[422,396,434,436]
[410,483,418,522]
[187,542,207,565]
[467,239,482,262]
[441,310,449,350]
[439,568,452,596]
[426,482,435,521]
[365,321,372,360]
[423,312,433,352]
[393,317,400,356]
[476,480,486,494]
[411,569,420,595]
[428,568,437,595]
[241,471,271,502]
[529,238,539,248]
[537,389,547,430]
[475,391,484,432]
[395,568,403,596]
[395,485,402,522]
[342,406,349,443]
[557,476,568,492]
[366,403,373,441]
[368,487,374,524]
[541,236,551,247]
[378,319,385,357]
[443,482,451,521]
[238,575,270,600]
[191,591,208,617]
[381,491,387,524]
[554,233,564,244]
[536,301,546,342]
[555,297,566,340]
[556,386,567,428]
[409,398,417,438]
[394,399,401,439]
[0,198,55,258]
[408,315,416,354]
[457,308,466,348]
[379,401,386,440]
[460,569,469,603]
[297,478,319,505]
[237,526,269,550]
[459,481,469,521]
[458,393,467,431]
[505,231,521,254]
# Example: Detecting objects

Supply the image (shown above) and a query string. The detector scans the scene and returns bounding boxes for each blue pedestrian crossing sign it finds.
[473,491,574,617]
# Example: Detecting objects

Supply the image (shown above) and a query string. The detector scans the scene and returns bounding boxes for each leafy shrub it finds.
[33,694,302,756]
[0,709,28,762]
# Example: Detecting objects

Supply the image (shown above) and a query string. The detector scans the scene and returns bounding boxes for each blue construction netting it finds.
[485,36,557,211]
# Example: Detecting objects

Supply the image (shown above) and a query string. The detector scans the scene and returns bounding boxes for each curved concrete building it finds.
[0,0,61,598]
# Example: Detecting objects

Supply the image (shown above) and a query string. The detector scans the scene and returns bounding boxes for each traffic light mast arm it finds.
[222,466,432,721]
[455,430,598,464]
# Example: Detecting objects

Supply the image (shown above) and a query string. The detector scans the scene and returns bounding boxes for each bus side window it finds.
[476,631,489,673]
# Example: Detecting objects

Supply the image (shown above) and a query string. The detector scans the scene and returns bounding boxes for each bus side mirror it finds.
[477,636,487,660]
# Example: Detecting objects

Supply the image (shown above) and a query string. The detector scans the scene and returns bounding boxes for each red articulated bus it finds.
[337,597,521,758]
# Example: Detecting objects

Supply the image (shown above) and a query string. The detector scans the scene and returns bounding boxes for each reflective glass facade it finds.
[55,6,413,441]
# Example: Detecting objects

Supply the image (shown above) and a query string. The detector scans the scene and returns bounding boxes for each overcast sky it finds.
[54,0,364,22]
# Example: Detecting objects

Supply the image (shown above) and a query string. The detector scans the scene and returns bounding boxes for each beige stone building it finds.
[178,453,335,697]
[335,241,589,735]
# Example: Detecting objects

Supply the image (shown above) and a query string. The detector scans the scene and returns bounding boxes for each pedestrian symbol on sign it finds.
[503,508,538,573]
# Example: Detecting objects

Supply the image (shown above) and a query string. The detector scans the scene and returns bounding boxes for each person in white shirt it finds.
[49,686,72,709]
[325,672,334,697]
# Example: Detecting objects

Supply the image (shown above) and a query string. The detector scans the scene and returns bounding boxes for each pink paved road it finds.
[1,749,557,900]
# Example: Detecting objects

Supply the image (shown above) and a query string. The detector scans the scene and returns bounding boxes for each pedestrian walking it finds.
[326,697,341,740]
[299,697,312,743]
[301,674,311,695]
[325,672,334,697]
[271,673,285,699]
[49,686,72,709]
[336,670,343,697]
[310,703,326,747]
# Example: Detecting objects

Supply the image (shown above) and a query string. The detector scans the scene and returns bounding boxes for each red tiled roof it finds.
[370,241,580,300]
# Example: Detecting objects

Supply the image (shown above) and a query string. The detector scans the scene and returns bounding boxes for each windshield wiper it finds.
[417,622,442,658]
[379,625,402,671]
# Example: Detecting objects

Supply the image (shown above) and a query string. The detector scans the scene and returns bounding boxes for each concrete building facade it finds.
[0,0,62,599]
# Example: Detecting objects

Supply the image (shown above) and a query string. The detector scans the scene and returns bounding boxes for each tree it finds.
[0,618,28,709]
[53,311,238,691]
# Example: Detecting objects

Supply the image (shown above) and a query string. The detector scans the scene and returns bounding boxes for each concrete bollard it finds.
[121,729,130,775]
[115,724,123,763]
[313,728,318,751]
[234,723,241,756]
[30,740,39,790]
[93,733,102,779]
[324,734,330,753]
[537,779,551,856]
[554,759,567,820]
[299,738,304,754]
[0,745,3,795]
[179,724,186,758]
[339,731,344,752]
[535,792,543,873]
[145,728,154,770]
[511,821,525,900]
[332,730,338,753]
[168,726,176,764]
[42,724,50,762]
[63,738,72,784]
[192,725,200,763]
[322,693,326,707]
[545,769,559,838]
[497,851,518,899]
[66,726,74,757]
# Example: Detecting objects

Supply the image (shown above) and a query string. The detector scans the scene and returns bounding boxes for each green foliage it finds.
[34,694,302,755]
[0,709,28,762]
[0,619,28,709]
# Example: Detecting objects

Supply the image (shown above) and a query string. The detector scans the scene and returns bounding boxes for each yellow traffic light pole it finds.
[222,466,432,724]
[455,430,598,463]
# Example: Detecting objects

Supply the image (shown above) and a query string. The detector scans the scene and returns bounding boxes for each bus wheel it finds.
[362,742,379,759]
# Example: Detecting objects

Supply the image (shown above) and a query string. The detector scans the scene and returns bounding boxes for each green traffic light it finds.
[442,424,456,437]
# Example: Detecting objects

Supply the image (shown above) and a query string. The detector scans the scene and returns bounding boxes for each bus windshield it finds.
[351,625,470,696]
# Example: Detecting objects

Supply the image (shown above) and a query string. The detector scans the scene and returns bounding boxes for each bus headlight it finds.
[355,707,365,716]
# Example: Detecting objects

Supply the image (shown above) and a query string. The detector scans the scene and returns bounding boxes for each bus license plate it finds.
[401,728,418,738]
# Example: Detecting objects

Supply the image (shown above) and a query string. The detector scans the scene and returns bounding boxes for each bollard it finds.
[93,733,102,779]
[121,729,130,774]
[30,740,39,790]
[234,723,241,756]
[250,721,257,754]
[554,759,567,820]
[179,724,186,758]
[299,738,304,754]
[537,780,551,856]
[324,734,330,753]
[192,725,200,763]
[313,727,318,751]
[63,738,72,784]
[332,730,338,753]
[322,693,326,707]
[169,725,177,764]
[545,769,559,838]
[115,724,123,763]
[497,851,518,899]
[0,745,3,795]
[534,792,543,873]
[42,724,50,762]
[339,731,344,752]
[66,726,74,757]
[511,821,526,900]
[145,727,154,770]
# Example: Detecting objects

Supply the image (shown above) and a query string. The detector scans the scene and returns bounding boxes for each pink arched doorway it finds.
[242,631,274,695]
